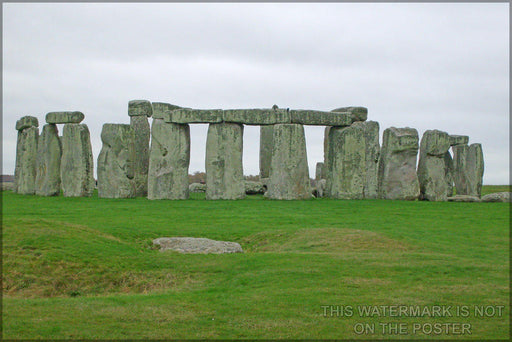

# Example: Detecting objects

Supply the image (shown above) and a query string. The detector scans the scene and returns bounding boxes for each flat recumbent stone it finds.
[46,111,84,124]
[153,237,243,254]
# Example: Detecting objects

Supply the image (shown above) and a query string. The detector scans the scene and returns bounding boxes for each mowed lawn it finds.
[2,186,509,339]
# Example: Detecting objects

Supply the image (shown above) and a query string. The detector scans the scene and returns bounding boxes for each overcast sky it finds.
[3,3,509,184]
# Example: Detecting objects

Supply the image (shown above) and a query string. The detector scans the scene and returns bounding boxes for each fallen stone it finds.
[45,111,84,124]
[128,100,153,117]
[378,127,420,200]
[153,237,243,254]
[481,192,511,203]
[60,124,95,197]
[315,162,324,181]
[167,109,223,124]
[97,124,136,198]
[205,123,245,200]
[447,195,481,202]
[290,109,351,126]
[151,102,182,120]
[259,125,274,179]
[223,108,290,125]
[14,126,39,194]
[148,119,190,200]
[354,121,380,199]
[130,115,150,197]
[331,106,368,122]
[325,124,365,199]
[189,183,206,193]
[266,124,311,200]
[449,135,469,146]
[244,181,265,194]
[35,124,62,196]
[417,130,451,201]
[16,116,39,131]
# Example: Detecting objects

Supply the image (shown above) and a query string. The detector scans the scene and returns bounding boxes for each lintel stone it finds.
[223,108,290,125]
[290,110,351,126]
[16,116,39,131]
[151,102,182,120]
[167,109,223,124]
[449,135,469,146]
[45,111,84,124]
[331,106,368,122]
[128,100,153,117]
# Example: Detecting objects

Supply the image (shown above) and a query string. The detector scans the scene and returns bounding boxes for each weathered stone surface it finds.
[447,195,481,202]
[128,100,153,117]
[452,143,484,197]
[223,108,290,125]
[313,179,326,198]
[417,130,451,201]
[35,124,62,196]
[323,126,331,181]
[315,162,324,181]
[60,124,95,197]
[266,124,311,200]
[1,182,14,191]
[97,124,135,198]
[466,144,484,197]
[151,102,181,120]
[444,151,454,197]
[153,237,243,254]
[167,109,223,124]
[205,123,245,200]
[354,121,380,199]
[45,111,84,124]
[378,127,420,200]
[14,126,39,194]
[259,125,274,179]
[325,124,366,199]
[449,135,469,146]
[16,116,38,131]
[331,107,368,122]
[481,192,511,203]
[452,144,469,195]
[244,181,265,194]
[148,119,190,200]
[189,183,206,193]
[130,115,150,197]
[290,110,351,126]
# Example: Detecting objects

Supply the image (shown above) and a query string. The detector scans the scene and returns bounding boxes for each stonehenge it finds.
[13,100,486,202]
[378,127,420,200]
[15,116,39,194]
[97,124,135,198]
[266,124,311,200]
[35,124,62,196]
[205,123,245,200]
[148,111,190,200]
[60,123,95,197]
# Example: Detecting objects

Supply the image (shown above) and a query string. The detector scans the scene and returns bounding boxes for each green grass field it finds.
[2,185,509,339]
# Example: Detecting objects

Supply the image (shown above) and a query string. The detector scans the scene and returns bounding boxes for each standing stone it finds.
[354,120,380,199]
[315,162,324,181]
[60,124,94,197]
[466,143,484,197]
[259,125,274,179]
[97,124,136,198]
[266,124,311,200]
[128,100,152,197]
[452,144,469,196]
[444,151,454,197]
[325,124,366,199]
[417,130,451,201]
[205,123,245,200]
[35,124,62,196]
[148,119,190,200]
[378,127,420,200]
[14,116,39,194]
[323,126,331,181]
